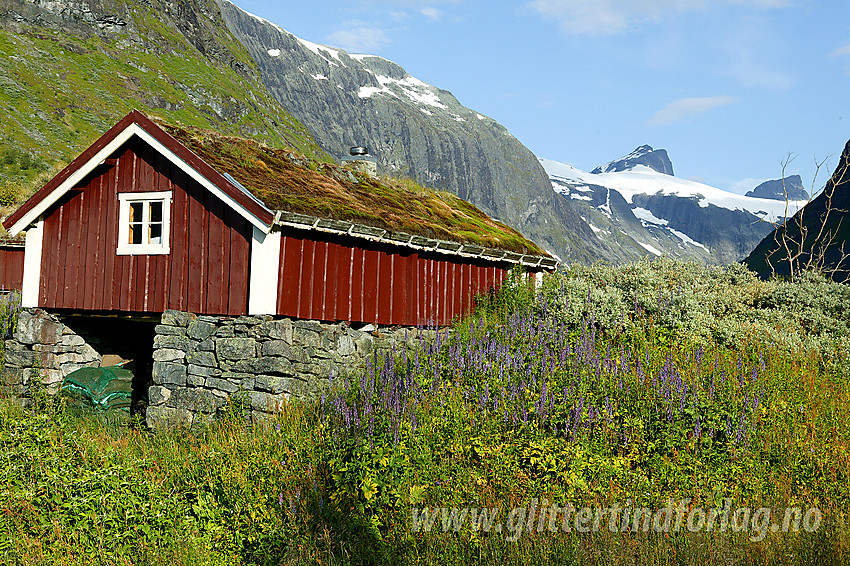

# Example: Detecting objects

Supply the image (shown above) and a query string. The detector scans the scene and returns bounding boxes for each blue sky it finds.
[236,0,850,195]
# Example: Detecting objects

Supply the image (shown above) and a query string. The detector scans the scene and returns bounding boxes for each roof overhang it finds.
[274,211,560,270]
[3,111,275,236]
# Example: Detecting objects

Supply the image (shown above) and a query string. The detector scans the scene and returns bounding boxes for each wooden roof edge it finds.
[2,110,275,236]
[3,111,141,234]
[273,210,559,270]
[0,237,25,248]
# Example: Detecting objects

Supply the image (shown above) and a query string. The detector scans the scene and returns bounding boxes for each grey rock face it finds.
[745,176,810,201]
[592,145,674,176]
[216,0,613,263]
[631,194,773,264]
[552,178,715,263]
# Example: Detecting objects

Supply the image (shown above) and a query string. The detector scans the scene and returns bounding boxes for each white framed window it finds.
[116,191,172,255]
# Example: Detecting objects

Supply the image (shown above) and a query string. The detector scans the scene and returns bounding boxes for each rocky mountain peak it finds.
[745,175,809,201]
[592,145,674,176]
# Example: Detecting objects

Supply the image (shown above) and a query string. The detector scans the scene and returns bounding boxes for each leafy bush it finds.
[542,258,850,356]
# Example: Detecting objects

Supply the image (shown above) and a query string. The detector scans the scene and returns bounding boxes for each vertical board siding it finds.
[276,229,511,326]
[0,247,24,291]
[38,139,251,315]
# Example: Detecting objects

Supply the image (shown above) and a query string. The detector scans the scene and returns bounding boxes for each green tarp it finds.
[61,366,133,412]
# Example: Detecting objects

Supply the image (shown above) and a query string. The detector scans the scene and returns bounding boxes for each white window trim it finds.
[116,191,172,255]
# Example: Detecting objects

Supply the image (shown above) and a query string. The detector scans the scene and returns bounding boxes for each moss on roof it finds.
[157,120,547,256]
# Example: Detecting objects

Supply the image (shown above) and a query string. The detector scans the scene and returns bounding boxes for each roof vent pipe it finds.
[342,146,377,176]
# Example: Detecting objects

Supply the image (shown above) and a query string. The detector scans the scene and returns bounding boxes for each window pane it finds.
[150,201,162,223]
[130,224,142,245]
[149,222,162,244]
[130,202,143,223]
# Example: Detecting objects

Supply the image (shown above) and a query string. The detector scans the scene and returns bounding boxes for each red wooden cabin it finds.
[2,111,556,325]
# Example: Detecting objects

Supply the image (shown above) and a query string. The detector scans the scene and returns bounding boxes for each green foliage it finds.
[1,260,849,564]
[543,258,850,356]
[0,291,21,370]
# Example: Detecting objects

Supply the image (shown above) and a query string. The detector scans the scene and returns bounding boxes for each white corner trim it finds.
[21,218,44,308]
[7,123,272,236]
[534,271,545,290]
[248,227,281,315]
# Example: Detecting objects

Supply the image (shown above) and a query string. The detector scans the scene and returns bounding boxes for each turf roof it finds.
[156,120,547,256]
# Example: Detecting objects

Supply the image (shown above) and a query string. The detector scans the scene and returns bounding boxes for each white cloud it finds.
[420,7,443,20]
[526,0,791,36]
[326,26,391,52]
[831,45,850,56]
[648,95,738,125]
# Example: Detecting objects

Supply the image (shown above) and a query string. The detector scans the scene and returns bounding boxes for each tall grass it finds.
[0,261,848,565]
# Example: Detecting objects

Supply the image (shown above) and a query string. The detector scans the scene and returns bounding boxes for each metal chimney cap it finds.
[349,146,369,156]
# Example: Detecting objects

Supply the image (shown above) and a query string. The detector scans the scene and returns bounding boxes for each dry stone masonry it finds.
[1,308,102,401]
[2,308,434,425]
[145,310,433,428]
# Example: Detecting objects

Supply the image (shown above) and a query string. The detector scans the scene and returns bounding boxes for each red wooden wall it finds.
[0,246,24,291]
[38,138,252,315]
[276,231,510,326]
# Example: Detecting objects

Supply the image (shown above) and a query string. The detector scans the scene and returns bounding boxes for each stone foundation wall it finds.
[1,308,434,425]
[146,310,432,427]
[1,309,102,402]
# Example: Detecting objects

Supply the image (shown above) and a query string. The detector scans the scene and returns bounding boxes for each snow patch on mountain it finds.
[632,207,667,226]
[540,158,805,223]
[356,74,447,109]
[669,228,708,251]
[637,241,663,256]
[296,37,344,65]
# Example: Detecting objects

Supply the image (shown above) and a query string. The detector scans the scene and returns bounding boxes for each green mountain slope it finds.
[0,0,326,212]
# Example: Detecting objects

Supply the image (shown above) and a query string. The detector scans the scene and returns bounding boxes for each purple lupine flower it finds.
[734,413,745,444]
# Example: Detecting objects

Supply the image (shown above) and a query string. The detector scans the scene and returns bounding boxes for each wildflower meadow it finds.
[1,259,848,565]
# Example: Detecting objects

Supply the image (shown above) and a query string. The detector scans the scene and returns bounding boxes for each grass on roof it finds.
[158,120,546,256]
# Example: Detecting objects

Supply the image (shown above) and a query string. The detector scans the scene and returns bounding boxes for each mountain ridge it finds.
[745,176,810,201]
[592,145,674,176]
[542,154,807,265]
[215,0,614,263]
